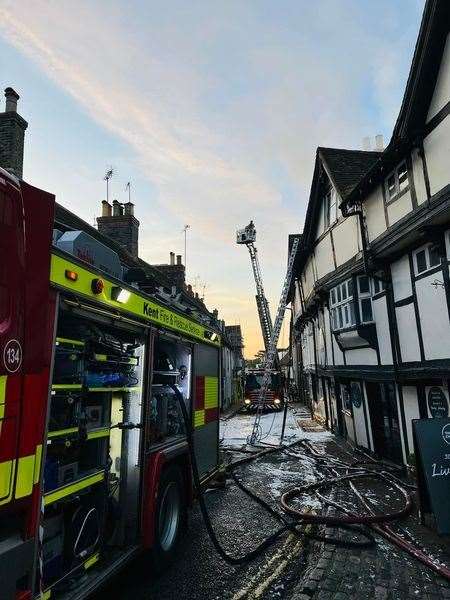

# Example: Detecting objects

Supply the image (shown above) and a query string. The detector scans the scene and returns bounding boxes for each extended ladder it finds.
[236,222,274,352]
[248,236,300,445]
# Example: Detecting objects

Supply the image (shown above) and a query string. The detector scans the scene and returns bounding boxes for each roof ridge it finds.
[318,146,383,155]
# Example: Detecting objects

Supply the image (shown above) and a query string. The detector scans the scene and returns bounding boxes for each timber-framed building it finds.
[290,0,450,465]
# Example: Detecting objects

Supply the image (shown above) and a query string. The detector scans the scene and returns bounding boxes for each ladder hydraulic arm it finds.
[248,236,300,444]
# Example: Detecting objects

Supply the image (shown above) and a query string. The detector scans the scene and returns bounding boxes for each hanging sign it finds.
[427,387,449,418]
[350,382,362,408]
[413,418,450,535]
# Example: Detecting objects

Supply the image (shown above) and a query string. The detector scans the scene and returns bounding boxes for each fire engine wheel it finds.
[152,465,186,569]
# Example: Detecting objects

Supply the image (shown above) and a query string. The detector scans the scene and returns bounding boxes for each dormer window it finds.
[324,188,337,230]
[385,161,409,203]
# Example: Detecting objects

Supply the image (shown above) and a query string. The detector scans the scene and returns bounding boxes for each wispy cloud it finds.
[0,0,422,356]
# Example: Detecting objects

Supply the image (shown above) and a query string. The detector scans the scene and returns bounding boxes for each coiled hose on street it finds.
[174,388,450,580]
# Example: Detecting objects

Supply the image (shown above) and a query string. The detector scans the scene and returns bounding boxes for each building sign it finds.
[427,387,449,418]
[413,418,450,535]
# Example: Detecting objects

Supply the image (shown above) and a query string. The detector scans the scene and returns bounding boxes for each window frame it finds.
[330,275,375,332]
[329,279,356,331]
[357,275,374,324]
[413,243,442,276]
[384,161,409,204]
[371,274,386,296]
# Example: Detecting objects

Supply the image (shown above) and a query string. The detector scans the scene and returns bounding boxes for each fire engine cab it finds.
[0,168,221,599]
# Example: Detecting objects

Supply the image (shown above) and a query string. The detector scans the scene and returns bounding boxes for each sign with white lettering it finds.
[3,339,22,373]
[427,387,449,418]
[413,418,450,535]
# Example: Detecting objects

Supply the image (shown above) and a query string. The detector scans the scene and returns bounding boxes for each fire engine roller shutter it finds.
[193,344,219,478]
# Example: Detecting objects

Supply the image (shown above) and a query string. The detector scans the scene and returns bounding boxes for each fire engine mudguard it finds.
[150,464,186,571]
[142,440,190,551]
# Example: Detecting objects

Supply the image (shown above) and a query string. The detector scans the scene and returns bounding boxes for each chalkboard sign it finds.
[428,387,449,418]
[413,418,450,535]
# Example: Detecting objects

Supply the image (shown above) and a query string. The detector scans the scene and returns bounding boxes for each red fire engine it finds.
[0,168,221,599]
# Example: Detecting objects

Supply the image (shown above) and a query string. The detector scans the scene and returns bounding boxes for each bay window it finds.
[330,275,374,332]
[330,279,356,331]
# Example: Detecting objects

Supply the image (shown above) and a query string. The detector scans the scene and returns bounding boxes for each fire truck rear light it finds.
[65,269,78,281]
[91,278,104,294]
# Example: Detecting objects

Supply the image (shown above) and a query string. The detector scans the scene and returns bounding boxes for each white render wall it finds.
[427,32,450,121]
[386,190,413,225]
[345,348,378,366]
[332,216,361,266]
[424,115,450,196]
[402,386,420,452]
[411,148,428,205]
[415,273,450,360]
[396,303,421,362]
[364,186,386,242]
[373,296,393,364]
[315,234,334,280]
[391,256,412,301]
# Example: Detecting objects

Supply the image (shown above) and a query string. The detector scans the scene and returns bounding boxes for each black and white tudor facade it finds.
[290,0,450,466]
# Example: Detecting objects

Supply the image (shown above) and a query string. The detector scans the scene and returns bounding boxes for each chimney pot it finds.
[170,252,175,265]
[362,136,371,151]
[112,199,122,216]
[375,134,384,151]
[101,200,112,217]
[176,254,182,266]
[4,87,19,112]
[124,201,134,216]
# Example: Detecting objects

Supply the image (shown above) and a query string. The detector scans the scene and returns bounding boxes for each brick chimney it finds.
[97,199,139,257]
[153,252,186,290]
[0,87,28,178]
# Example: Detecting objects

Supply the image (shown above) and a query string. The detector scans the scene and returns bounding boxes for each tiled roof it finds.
[319,147,383,198]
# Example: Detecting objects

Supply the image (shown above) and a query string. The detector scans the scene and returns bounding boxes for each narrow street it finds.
[97,405,450,600]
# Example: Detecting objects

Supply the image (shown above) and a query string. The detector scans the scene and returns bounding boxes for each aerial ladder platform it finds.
[237,222,300,444]
[236,221,274,353]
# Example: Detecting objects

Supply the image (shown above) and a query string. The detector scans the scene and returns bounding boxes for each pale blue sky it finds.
[0,0,424,355]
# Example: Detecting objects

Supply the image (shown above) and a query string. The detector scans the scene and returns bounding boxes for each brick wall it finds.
[97,214,140,257]
[0,111,28,178]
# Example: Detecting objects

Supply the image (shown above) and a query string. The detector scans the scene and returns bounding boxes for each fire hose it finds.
[284,439,450,582]
[174,387,450,580]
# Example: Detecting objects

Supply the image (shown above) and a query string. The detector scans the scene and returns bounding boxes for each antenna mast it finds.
[125,181,131,203]
[104,167,114,203]
[182,224,190,274]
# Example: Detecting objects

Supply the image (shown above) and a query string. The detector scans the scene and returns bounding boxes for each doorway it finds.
[365,382,403,464]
